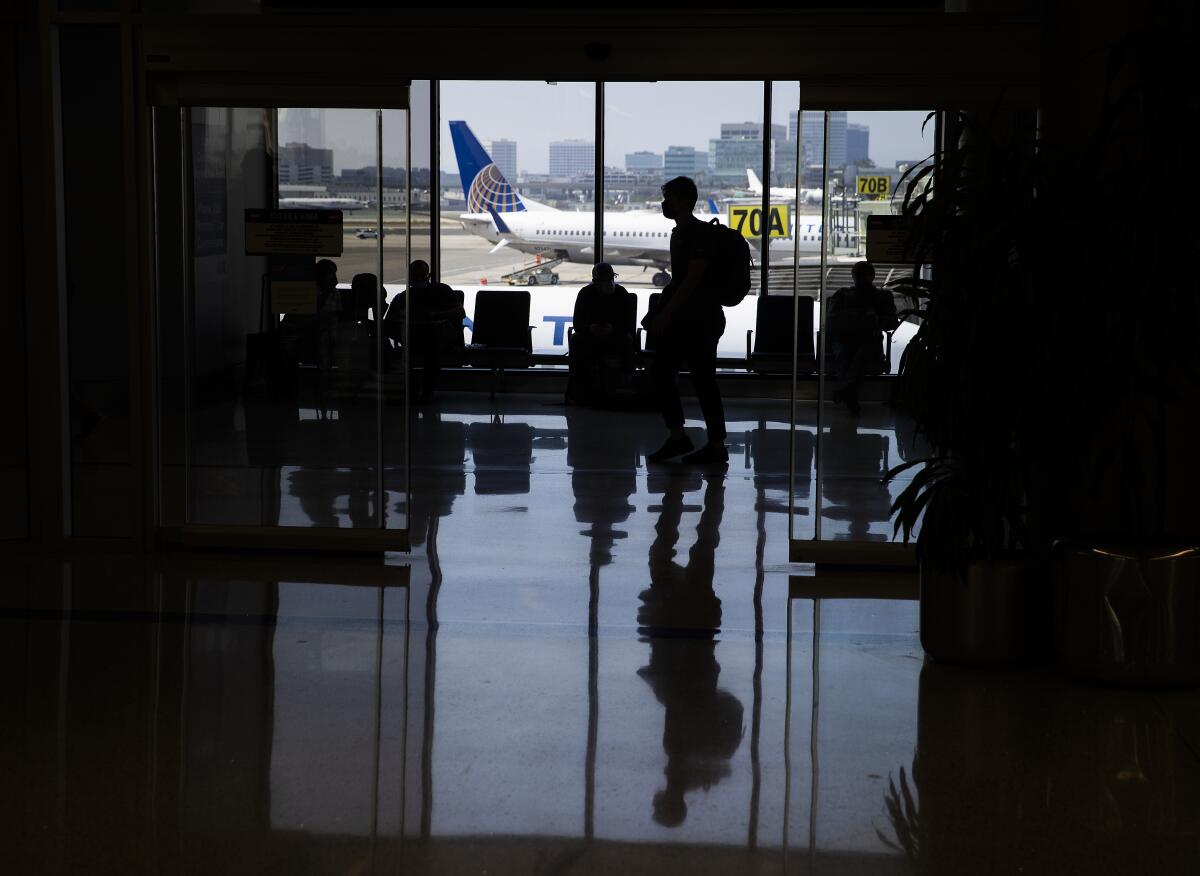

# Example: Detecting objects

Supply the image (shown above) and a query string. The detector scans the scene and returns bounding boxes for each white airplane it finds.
[279,197,369,211]
[745,168,823,205]
[450,121,828,287]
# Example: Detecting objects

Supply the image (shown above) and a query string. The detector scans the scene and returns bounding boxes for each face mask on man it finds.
[660,200,676,220]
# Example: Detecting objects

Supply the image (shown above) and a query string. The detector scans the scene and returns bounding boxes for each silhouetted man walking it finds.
[643,177,728,464]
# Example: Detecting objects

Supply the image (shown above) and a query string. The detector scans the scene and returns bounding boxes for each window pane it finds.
[798,109,935,545]
[439,81,595,360]
[604,82,764,368]
[179,106,389,530]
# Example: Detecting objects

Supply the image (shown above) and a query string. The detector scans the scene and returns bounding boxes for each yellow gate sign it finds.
[727,204,790,239]
[856,175,891,199]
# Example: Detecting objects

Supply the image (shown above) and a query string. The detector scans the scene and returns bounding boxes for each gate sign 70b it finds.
[728,204,790,239]
[857,175,891,198]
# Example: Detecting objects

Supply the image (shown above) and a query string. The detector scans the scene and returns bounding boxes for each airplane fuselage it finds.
[459,209,833,269]
[279,198,368,211]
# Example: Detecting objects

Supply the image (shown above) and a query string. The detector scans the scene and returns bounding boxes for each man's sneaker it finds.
[647,435,694,463]
[681,442,729,465]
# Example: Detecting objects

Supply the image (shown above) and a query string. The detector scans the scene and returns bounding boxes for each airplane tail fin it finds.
[448,120,526,214]
[746,168,763,193]
[708,198,720,215]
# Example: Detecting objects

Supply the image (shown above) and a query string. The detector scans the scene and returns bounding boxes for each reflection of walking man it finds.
[644,176,729,464]
[638,472,744,827]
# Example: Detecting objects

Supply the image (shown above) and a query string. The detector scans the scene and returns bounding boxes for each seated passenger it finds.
[567,262,635,405]
[345,272,378,325]
[826,260,899,415]
[384,260,465,403]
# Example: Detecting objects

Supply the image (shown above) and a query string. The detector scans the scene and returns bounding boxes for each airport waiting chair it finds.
[636,292,664,364]
[463,290,534,397]
[381,288,467,374]
[745,294,817,375]
[566,292,639,403]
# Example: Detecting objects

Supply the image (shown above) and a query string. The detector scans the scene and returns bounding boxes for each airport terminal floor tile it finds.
[4,396,1199,874]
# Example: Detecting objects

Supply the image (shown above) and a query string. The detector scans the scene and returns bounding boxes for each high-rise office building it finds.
[710,121,788,185]
[624,150,663,172]
[279,141,334,186]
[792,110,848,167]
[663,145,707,177]
[720,121,786,142]
[549,139,595,178]
[847,123,870,165]
[485,138,518,183]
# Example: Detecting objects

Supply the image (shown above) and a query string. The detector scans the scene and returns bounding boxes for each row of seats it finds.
[411,290,889,376]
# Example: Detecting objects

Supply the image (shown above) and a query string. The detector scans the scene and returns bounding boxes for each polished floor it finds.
[5,395,1200,874]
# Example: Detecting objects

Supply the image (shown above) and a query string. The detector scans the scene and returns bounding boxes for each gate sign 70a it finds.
[857,175,891,198]
[728,204,790,240]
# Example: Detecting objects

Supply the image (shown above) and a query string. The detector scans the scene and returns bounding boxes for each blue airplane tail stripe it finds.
[449,120,526,214]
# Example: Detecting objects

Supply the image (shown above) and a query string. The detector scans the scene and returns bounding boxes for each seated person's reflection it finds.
[383,260,466,403]
[568,407,637,566]
[638,472,744,827]
[826,260,898,415]
[408,409,469,559]
[821,417,892,541]
[567,262,635,406]
[280,258,341,371]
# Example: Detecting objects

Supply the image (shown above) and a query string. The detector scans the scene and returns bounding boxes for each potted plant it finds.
[887,105,1053,667]
[891,30,1199,680]
[1034,33,1200,686]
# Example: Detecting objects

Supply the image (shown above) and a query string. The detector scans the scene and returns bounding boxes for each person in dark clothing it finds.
[826,260,899,415]
[384,260,465,403]
[567,262,635,405]
[642,176,728,465]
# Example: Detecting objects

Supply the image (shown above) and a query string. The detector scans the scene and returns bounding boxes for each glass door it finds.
[789,109,936,565]
[154,96,417,551]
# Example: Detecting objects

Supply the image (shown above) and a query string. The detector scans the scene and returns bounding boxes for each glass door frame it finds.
[787,106,939,569]
[150,79,414,554]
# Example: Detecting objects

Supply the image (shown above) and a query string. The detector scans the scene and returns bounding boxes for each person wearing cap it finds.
[567,262,635,405]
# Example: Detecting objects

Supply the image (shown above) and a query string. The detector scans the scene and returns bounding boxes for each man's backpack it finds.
[707,218,752,307]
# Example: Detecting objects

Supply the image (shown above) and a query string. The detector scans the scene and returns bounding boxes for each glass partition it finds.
[156,101,410,549]
[791,109,935,560]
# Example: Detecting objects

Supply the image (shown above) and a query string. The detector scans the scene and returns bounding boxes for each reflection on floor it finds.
[5,395,1199,874]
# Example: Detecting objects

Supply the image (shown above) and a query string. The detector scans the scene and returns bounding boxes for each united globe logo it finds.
[467,163,524,214]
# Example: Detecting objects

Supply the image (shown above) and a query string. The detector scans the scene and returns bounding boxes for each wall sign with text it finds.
[727,204,790,239]
[856,175,891,199]
[865,214,913,262]
[245,208,343,256]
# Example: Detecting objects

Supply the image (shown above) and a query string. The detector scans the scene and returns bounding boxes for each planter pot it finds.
[920,557,1051,668]
[1053,542,1200,687]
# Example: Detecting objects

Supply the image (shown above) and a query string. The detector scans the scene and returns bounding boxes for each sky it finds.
[292,83,935,176]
